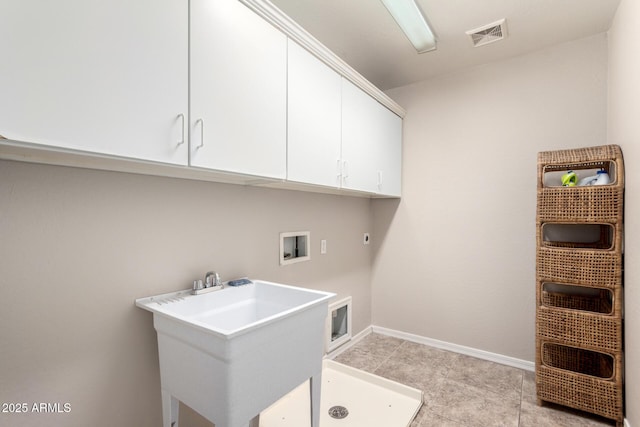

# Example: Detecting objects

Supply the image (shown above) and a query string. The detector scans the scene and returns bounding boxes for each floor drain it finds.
[328,405,349,419]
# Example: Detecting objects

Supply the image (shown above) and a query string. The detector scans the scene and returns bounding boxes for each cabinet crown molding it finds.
[240,0,406,118]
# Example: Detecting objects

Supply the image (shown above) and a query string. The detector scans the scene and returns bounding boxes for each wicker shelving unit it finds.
[536,144,625,426]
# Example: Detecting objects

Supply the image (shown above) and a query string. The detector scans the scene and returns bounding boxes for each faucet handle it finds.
[205,271,222,288]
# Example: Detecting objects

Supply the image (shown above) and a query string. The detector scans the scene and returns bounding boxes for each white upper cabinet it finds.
[288,46,402,196]
[189,0,287,179]
[287,40,342,187]
[373,99,402,197]
[341,79,402,196]
[0,0,189,165]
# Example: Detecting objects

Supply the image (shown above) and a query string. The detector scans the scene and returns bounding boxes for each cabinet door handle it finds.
[177,113,185,146]
[378,171,382,191]
[337,159,342,185]
[196,119,204,149]
[342,160,349,180]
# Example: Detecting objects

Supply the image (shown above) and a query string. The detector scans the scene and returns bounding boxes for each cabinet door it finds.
[375,106,402,197]
[341,79,402,196]
[287,39,342,187]
[0,0,189,165]
[341,79,383,193]
[190,0,287,179]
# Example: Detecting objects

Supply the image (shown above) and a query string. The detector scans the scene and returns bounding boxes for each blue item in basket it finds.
[227,278,252,287]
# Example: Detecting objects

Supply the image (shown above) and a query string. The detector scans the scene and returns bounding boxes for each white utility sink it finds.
[136,280,334,427]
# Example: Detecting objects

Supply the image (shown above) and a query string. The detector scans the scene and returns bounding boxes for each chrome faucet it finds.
[205,271,222,288]
[192,271,223,295]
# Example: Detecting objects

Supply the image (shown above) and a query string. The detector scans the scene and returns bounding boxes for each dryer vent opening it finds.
[327,297,352,353]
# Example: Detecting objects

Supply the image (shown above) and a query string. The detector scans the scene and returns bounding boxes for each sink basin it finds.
[137,279,332,338]
[136,280,334,427]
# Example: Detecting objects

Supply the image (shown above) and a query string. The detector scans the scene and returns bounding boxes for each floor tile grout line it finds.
[371,337,444,426]
[373,338,406,373]
[517,370,524,427]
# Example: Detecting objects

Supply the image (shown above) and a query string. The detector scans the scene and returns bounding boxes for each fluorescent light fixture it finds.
[380,0,436,53]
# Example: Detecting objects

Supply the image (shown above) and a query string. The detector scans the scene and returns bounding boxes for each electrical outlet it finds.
[321,239,327,254]
[363,233,370,245]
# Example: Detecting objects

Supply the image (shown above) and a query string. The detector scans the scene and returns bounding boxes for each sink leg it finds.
[161,389,179,427]
[309,374,321,427]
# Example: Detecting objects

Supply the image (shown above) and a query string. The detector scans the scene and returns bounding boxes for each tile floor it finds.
[333,333,616,427]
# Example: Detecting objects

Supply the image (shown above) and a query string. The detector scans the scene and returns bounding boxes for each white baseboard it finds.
[372,325,535,372]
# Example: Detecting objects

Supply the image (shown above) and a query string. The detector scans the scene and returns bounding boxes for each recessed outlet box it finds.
[280,231,311,265]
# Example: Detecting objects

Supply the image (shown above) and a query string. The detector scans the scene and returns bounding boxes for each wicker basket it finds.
[536,307,622,352]
[536,246,622,288]
[537,221,623,251]
[541,286,614,314]
[537,187,624,223]
[536,340,623,422]
[537,279,622,353]
[539,223,617,250]
[538,145,622,171]
[537,144,624,223]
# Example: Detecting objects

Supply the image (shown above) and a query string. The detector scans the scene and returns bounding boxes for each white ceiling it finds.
[269,0,621,91]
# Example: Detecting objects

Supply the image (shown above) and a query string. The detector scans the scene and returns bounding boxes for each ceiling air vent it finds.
[466,19,507,47]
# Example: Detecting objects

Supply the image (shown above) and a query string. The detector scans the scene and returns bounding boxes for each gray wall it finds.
[0,161,373,427]
[608,0,640,424]
[372,34,609,361]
